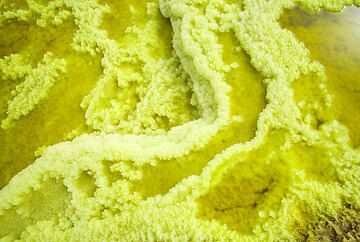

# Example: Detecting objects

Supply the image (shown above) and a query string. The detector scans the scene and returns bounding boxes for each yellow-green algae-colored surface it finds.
[0,0,359,241]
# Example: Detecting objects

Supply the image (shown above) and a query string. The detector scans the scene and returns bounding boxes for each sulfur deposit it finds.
[0,0,359,241]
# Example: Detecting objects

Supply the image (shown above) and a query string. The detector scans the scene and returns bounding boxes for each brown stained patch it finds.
[280,7,360,147]
[294,204,360,241]
[0,17,103,188]
[0,178,71,240]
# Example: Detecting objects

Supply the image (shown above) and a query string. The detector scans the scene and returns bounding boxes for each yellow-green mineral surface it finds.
[0,0,359,241]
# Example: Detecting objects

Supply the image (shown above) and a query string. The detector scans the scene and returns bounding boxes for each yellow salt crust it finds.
[1,52,66,129]
[0,0,359,241]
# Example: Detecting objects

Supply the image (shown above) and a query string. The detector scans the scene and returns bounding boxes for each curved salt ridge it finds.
[1,0,360,240]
